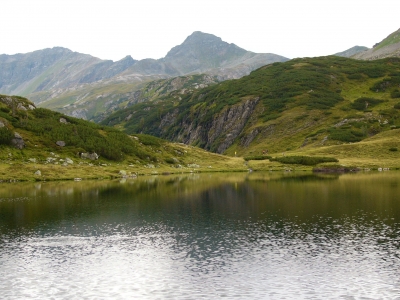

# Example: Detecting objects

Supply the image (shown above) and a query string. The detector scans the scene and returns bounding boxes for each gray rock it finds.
[0,120,4,127]
[28,158,37,163]
[34,170,41,176]
[59,118,68,124]
[56,141,66,147]
[11,132,25,149]
[80,152,99,160]
[66,158,74,164]
[46,157,57,163]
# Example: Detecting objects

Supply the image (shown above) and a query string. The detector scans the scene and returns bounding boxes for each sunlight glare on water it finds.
[1,172,400,299]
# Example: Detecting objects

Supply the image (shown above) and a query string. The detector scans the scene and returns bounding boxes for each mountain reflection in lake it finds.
[1,172,400,299]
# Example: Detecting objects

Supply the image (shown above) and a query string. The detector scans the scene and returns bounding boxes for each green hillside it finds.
[374,28,400,51]
[101,56,400,167]
[0,95,248,181]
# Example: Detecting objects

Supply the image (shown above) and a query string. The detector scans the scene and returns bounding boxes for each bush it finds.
[165,158,176,164]
[0,127,13,145]
[328,127,366,142]
[244,155,271,161]
[391,89,400,98]
[270,156,338,165]
[389,147,398,152]
[350,97,384,111]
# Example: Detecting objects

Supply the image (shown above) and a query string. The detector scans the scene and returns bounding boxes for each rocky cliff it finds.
[170,97,260,153]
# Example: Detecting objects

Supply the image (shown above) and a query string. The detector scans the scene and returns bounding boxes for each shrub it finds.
[244,155,271,161]
[389,147,398,152]
[165,158,176,164]
[328,128,365,142]
[391,89,400,98]
[0,127,13,145]
[270,156,338,165]
[350,97,384,111]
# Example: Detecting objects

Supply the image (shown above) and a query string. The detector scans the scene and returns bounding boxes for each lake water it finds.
[1,172,400,299]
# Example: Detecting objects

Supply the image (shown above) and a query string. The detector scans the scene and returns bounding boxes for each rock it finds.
[34,170,41,176]
[56,141,66,147]
[28,158,37,163]
[119,170,127,176]
[11,132,25,149]
[46,157,57,163]
[65,158,74,164]
[80,152,99,160]
[241,128,260,148]
[187,163,200,168]
[74,178,82,181]
[59,118,69,124]
[0,120,4,127]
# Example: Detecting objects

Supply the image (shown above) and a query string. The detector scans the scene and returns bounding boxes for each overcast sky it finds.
[2,0,399,61]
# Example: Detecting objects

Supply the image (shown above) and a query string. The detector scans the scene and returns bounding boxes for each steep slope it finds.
[102,56,400,157]
[352,28,400,60]
[0,94,248,180]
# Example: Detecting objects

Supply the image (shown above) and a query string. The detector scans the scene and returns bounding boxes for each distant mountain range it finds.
[1,28,400,121]
[0,31,287,98]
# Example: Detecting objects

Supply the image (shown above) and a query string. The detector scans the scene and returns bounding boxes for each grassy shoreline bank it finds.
[1,154,398,182]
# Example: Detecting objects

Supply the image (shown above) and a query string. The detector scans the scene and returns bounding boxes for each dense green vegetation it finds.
[270,156,338,166]
[0,95,173,162]
[102,56,400,155]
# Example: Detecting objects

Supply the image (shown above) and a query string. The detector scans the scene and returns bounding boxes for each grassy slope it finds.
[374,29,400,51]
[101,56,400,169]
[0,95,250,181]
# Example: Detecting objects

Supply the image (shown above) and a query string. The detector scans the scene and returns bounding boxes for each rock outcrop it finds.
[165,97,260,153]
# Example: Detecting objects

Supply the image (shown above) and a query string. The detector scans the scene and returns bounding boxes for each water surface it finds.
[1,172,400,299]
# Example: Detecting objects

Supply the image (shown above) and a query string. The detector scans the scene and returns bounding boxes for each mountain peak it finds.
[183,31,223,43]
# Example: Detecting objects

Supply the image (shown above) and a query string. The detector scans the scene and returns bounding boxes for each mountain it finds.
[0,47,137,96]
[334,46,369,58]
[101,56,400,160]
[0,32,288,121]
[352,28,400,60]
[161,31,287,78]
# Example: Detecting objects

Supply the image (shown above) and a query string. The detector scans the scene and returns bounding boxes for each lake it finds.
[1,171,399,299]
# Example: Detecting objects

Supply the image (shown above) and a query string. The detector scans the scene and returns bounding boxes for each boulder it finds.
[11,132,25,149]
[65,158,74,164]
[56,141,66,147]
[59,118,69,124]
[34,170,41,176]
[80,152,99,160]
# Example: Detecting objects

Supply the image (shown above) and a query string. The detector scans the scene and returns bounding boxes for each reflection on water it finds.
[1,172,400,299]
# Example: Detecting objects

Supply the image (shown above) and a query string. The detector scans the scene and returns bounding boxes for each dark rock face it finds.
[166,97,260,154]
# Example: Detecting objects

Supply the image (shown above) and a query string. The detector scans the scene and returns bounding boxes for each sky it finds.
[2,0,400,61]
